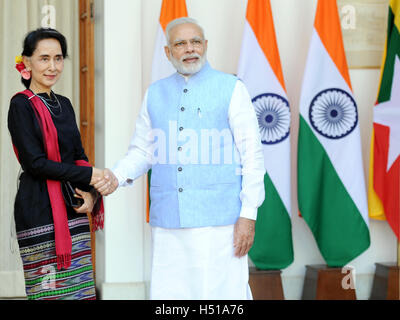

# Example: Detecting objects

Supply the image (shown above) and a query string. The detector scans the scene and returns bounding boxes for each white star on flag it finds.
[373,55,400,171]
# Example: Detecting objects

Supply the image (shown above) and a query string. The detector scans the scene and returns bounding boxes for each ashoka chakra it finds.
[252,93,290,145]
[309,88,358,139]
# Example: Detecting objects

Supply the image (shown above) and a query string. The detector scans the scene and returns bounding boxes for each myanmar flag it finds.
[369,0,400,240]
[147,0,188,222]
[298,0,370,267]
[238,0,293,270]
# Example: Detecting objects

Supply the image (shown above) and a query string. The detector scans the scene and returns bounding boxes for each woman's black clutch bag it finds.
[61,181,84,208]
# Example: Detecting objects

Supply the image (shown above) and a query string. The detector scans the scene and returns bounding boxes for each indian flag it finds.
[237,0,293,270]
[369,0,400,240]
[147,0,188,222]
[298,0,370,267]
[151,0,188,82]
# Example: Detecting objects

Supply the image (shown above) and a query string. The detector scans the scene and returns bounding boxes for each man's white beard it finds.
[170,52,207,75]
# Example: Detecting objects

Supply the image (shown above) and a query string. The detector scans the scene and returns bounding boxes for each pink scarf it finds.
[13,89,104,270]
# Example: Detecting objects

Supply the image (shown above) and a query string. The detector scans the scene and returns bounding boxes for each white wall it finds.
[97,0,397,300]
[95,0,146,299]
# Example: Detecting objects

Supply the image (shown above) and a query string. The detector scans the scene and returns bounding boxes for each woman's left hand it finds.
[73,188,95,214]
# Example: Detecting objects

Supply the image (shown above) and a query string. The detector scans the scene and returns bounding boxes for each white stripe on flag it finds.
[151,24,176,83]
[238,22,286,99]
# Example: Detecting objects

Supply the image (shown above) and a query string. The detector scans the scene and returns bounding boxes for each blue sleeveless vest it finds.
[147,62,242,228]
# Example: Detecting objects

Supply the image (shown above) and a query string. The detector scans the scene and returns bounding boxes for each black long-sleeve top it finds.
[8,91,93,237]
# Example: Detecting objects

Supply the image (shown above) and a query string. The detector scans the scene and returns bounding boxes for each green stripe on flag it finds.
[249,172,293,270]
[298,116,370,267]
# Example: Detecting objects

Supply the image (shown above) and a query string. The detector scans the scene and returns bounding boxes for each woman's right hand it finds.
[90,167,118,196]
[90,167,104,186]
[94,168,119,196]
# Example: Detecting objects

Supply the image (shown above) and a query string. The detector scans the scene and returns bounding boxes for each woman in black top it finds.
[8,28,103,300]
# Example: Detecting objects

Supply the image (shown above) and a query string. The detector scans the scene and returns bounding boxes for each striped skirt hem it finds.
[18,217,97,300]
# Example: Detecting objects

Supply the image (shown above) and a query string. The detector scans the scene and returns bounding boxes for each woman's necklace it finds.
[33,91,63,117]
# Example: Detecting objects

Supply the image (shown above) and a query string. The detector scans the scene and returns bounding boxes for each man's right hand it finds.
[92,168,119,196]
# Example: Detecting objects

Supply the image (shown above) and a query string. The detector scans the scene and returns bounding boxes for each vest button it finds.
[178,147,182,151]
[181,107,185,111]
[178,188,183,192]
[183,89,188,93]
[179,127,184,131]
[178,167,182,172]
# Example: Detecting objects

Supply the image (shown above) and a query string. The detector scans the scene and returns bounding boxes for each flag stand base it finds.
[301,264,356,300]
[248,267,284,300]
[369,263,399,300]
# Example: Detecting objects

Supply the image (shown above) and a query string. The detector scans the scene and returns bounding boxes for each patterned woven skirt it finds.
[17,217,96,300]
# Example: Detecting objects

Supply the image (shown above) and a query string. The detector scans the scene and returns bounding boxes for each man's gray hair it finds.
[165,17,205,45]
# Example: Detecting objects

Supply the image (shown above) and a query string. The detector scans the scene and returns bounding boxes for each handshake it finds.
[90,168,119,196]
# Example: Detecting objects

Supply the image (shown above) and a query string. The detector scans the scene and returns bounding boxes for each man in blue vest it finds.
[95,17,265,299]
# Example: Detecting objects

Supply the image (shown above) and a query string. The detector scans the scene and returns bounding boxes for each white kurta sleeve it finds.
[228,80,266,220]
[112,90,153,187]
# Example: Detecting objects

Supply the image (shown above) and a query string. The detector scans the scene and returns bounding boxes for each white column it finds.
[94,0,146,299]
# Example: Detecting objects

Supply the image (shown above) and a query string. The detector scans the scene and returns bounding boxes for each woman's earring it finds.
[21,69,31,80]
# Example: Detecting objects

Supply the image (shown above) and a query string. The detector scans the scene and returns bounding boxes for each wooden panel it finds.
[302,264,357,300]
[79,0,95,165]
[249,267,285,300]
[79,0,96,275]
[370,263,400,300]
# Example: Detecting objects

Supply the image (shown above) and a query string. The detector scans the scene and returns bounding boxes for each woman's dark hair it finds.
[21,28,68,89]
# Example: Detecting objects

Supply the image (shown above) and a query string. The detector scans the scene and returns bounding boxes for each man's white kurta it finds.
[150,225,253,299]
